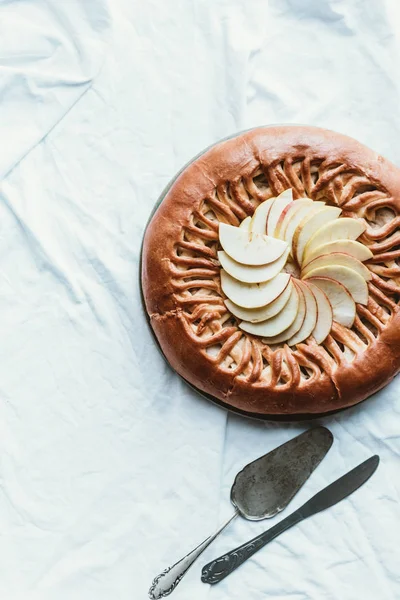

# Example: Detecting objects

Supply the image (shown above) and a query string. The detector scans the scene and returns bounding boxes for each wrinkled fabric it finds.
[0,0,110,180]
[0,1,399,599]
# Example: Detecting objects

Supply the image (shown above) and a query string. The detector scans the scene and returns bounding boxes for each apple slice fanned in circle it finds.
[259,281,306,343]
[266,189,293,237]
[306,281,333,344]
[275,199,322,239]
[239,216,252,231]
[219,223,288,266]
[280,200,326,248]
[303,264,368,305]
[239,282,299,337]
[273,199,301,239]
[250,198,275,234]
[224,280,293,323]
[303,218,366,259]
[293,206,342,265]
[306,276,356,328]
[218,247,290,284]
[303,239,373,266]
[286,281,318,346]
[301,252,372,281]
[221,270,291,309]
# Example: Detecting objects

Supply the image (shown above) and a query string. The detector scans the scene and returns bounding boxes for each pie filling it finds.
[218,188,373,346]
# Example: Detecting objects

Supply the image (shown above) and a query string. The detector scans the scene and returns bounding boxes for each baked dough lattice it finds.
[142,126,400,416]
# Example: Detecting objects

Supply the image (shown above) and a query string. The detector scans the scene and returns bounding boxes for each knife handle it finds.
[201,509,303,585]
[149,511,238,599]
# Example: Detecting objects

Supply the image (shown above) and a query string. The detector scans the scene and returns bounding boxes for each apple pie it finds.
[142,126,400,416]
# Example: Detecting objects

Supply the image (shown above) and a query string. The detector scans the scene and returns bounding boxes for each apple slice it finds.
[303,264,368,305]
[266,189,293,237]
[250,198,275,234]
[303,239,373,266]
[274,200,298,238]
[240,282,299,337]
[260,282,306,343]
[306,276,356,328]
[280,200,326,247]
[276,199,321,239]
[274,199,319,239]
[286,281,318,345]
[293,206,342,265]
[306,281,333,344]
[239,216,252,231]
[304,218,366,259]
[218,246,290,284]
[221,270,290,309]
[302,253,372,281]
[224,280,293,323]
[219,223,288,266]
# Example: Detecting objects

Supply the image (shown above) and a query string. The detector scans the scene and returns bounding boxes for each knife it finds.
[201,455,379,585]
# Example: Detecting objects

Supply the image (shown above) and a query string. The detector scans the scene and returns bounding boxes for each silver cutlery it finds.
[149,427,333,598]
[201,455,379,584]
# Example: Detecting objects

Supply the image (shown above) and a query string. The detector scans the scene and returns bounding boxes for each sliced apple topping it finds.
[292,206,342,265]
[303,264,368,305]
[224,280,293,323]
[306,276,356,328]
[302,252,372,282]
[266,189,293,237]
[219,223,288,266]
[274,200,302,239]
[239,216,252,231]
[218,246,290,284]
[250,198,275,234]
[286,281,318,345]
[275,199,323,239]
[306,281,333,344]
[280,200,326,250]
[240,282,299,337]
[304,218,366,258]
[303,239,373,266]
[220,270,291,309]
[260,282,306,343]
[218,187,371,345]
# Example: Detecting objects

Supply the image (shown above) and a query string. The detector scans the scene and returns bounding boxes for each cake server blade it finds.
[149,426,333,599]
[231,425,333,519]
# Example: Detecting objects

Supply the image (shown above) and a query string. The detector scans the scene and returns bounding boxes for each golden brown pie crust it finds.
[142,126,400,416]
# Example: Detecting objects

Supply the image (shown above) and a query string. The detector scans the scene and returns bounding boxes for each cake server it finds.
[201,455,379,584]
[149,426,333,599]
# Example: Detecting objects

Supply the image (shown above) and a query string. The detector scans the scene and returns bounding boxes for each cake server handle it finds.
[148,510,238,599]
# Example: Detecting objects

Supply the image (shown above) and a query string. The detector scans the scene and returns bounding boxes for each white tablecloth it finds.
[0,1,399,599]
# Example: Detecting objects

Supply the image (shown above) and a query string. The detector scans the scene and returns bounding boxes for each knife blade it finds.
[201,455,379,585]
[300,454,379,518]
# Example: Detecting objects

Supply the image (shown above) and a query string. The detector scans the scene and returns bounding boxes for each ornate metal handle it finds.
[201,509,303,585]
[149,511,238,599]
